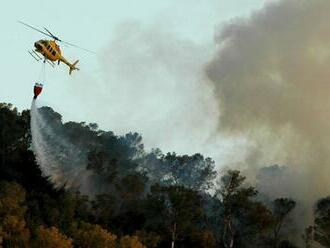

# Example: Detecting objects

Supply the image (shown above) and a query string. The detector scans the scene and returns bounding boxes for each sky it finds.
[1,0,267,162]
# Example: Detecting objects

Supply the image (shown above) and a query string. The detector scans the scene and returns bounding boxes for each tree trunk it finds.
[171,222,176,248]
[223,216,234,248]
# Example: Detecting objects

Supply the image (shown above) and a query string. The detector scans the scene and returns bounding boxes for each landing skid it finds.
[28,50,55,67]
[28,50,42,61]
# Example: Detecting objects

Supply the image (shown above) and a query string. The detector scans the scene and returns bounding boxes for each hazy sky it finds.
[1,0,266,161]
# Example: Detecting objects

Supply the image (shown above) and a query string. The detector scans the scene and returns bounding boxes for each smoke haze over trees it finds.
[1,102,330,247]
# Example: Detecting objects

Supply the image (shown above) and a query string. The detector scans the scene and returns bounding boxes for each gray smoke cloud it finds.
[69,22,228,160]
[206,0,330,221]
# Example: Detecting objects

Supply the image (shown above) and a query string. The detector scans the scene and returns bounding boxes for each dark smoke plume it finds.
[207,0,330,224]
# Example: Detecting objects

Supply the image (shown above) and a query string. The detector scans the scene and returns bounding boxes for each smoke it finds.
[206,0,330,221]
[68,22,228,160]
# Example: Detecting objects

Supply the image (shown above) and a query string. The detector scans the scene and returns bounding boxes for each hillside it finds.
[0,102,329,248]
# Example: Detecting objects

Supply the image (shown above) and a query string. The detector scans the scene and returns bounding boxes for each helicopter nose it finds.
[34,42,42,50]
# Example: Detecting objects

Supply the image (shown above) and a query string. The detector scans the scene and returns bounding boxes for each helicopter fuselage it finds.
[34,39,61,61]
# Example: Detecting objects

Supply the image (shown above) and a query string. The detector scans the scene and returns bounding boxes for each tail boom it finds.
[59,57,79,75]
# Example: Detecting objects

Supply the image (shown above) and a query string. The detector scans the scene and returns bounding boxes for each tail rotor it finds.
[69,60,79,75]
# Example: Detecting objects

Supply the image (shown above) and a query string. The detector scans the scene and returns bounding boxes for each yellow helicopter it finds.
[19,21,94,75]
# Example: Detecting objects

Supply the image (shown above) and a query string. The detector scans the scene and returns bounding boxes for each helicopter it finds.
[19,21,94,75]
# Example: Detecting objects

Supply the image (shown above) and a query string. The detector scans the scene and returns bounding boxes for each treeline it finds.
[0,102,330,248]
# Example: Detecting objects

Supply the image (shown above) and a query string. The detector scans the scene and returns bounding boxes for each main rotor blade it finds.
[18,21,54,39]
[44,26,95,54]
[19,20,95,54]
[61,40,96,54]
[43,27,60,41]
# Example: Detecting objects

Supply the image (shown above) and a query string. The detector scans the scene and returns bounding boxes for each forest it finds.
[0,102,329,248]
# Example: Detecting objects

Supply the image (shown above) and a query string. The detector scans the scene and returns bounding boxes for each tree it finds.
[314,197,330,246]
[119,235,146,248]
[277,240,299,248]
[87,151,118,183]
[115,174,147,204]
[272,198,296,247]
[34,226,73,248]
[73,222,117,248]
[92,174,147,233]
[143,152,217,191]
[134,230,161,248]
[144,185,205,248]
[0,181,27,219]
[190,229,216,248]
[302,226,314,248]
[38,191,91,234]
[1,215,30,248]
[0,227,3,248]
[0,181,30,247]
[215,170,273,248]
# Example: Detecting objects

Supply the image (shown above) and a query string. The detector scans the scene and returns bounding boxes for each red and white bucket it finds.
[33,83,43,99]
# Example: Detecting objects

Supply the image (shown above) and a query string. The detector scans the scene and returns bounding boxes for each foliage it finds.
[34,226,73,248]
[271,198,296,246]
[144,184,208,247]
[1,215,30,248]
[215,170,274,247]
[141,151,216,191]
[314,196,330,246]
[72,222,117,248]
[134,230,161,248]
[0,181,30,247]
[119,235,146,248]
[0,102,328,248]
[0,181,27,219]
